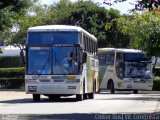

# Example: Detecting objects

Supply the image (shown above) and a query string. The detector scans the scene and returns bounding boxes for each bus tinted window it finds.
[99,53,114,65]
[99,53,106,65]
[124,53,151,62]
[27,32,79,45]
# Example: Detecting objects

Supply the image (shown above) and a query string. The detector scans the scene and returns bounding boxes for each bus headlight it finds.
[25,79,38,83]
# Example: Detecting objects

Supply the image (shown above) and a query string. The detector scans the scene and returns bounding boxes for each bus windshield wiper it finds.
[53,51,67,74]
[38,51,51,75]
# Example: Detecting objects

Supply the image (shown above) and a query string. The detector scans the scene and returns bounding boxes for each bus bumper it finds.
[115,80,153,90]
[121,82,153,90]
[25,82,82,95]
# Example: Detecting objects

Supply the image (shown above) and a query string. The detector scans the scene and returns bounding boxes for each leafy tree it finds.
[48,0,129,48]
[0,0,33,32]
[0,0,34,53]
[0,0,31,11]
[103,0,160,11]
[107,12,160,68]
[105,9,130,48]
[6,3,49,49]
[6,0,130,49]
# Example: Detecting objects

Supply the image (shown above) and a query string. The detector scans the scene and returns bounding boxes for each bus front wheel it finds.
[76,80,86,101]
[88,80,96,99]
[110,81,115,94]
[33,94,40,101]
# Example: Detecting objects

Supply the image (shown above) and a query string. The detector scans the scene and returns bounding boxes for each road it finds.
[0,90,160,120]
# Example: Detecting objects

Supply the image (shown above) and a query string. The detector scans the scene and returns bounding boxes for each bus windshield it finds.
[124,53,152,79]
[52,47,79,75]
[27,32,79,44]
[27,47,79,75]
[28,47,51,74]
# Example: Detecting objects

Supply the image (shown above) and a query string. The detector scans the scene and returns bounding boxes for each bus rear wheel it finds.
[110,81,115,94]
[76,94,83,101]
[33,94,40,101]
[76,80,86,101]
[133,90,138,94]
[88,81,96,99]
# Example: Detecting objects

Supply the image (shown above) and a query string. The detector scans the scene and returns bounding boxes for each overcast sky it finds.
[40,0,135,14]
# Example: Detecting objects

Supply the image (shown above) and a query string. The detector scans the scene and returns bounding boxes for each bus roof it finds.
[28,25,97,41]
[98,48,143,53]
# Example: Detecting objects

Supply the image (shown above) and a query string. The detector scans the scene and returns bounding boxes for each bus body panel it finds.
[25,25,99,99]
[26,83,81,95]
[99,48,153,92]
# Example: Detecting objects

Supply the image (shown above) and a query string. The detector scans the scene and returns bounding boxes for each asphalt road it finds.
[0,90,160,120]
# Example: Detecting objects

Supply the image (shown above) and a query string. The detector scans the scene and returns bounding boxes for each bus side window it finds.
[106,54,114,65]
[99,54,106,65]
[116,53,124,79]
[84,36,87,51]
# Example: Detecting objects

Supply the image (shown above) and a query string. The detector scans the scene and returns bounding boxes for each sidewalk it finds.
[0,90,31,101]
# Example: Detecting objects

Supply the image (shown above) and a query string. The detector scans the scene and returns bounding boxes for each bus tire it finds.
[110,81,115,94]
[133,90,138,94]
[88,93,94,99]
[49,95,54,101]
[76,80,86,101]
[76,94,83,101]
[83,81,87,100]
[88,80,96,99]
[33,94,40,101]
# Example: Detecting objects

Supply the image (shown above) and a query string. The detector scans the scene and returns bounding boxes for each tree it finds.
[6,0,130,49]
[6,3,49,49]
[0,0,33,32]
[48,0,129,48]
[0,0,31,11]
[105,9,130,48]
[0,0,35,53]
[107,12,160,69]
[103,0,160,11]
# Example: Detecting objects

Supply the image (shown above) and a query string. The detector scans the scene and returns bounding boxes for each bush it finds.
[0,67,25,77]
[153,80,160,91]
[0,78,24,89]
[153,68,160,77]
[0,56,23,68]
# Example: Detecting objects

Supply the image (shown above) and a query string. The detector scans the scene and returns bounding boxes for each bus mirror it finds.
[20,49,26,65]
[82,52,87,63]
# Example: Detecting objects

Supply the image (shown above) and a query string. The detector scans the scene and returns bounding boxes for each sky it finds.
[40,0,135,14]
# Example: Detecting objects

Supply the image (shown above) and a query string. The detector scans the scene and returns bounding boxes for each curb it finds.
[0,88,24,92]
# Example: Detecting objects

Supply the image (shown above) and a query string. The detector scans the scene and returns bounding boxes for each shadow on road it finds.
[0,97,79,104]
[97,90,160,95]
[14,112,160,120]
[95,94,160,101]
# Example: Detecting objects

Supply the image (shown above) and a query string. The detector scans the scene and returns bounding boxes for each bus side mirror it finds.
[82,52,87,64]
[20,49,26,65]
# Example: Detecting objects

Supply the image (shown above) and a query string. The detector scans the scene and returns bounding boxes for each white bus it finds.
[98,48,153,94]
[24,25,99,101]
